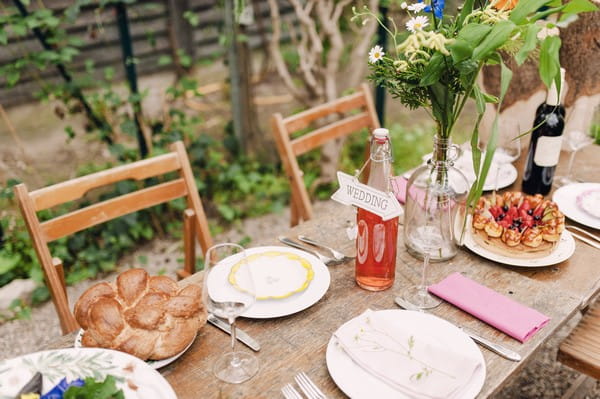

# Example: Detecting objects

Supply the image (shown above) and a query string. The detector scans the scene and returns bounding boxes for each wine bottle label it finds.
[533,136,563,167]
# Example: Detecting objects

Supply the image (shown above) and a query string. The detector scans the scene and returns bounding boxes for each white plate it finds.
[326,310,486,399]
[553,183,600,230]
[229,249,314,300]
[421,150,518,191]
[207,246,330,319]
[463,228,576,267]
[74,329,195,369]
[0,347,176,399]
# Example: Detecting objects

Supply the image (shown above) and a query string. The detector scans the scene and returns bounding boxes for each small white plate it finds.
[326,310,486,399]
[229,249,314,300]
[0,347,176,399]
[421,150,517,191]
[207,246,330,319]
[74,329,195,370]
[463,228,576,267]
[553,183,600,230]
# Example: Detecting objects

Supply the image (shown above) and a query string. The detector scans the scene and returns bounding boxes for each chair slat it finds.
[558,301,600,379]
[31,153,181,211]
[41,178,188,242]
[291,112,371,156]
[284,91,366,133]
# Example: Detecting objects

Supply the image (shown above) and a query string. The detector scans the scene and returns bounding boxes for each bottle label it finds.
[534,136,563,167]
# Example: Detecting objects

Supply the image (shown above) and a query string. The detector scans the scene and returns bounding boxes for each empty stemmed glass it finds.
[202,243,258,383]
[402,190,444,309]
[554,130,595,187]
[493,135,521,191]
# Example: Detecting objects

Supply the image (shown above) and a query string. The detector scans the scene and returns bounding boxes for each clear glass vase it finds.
[403,136,470,261]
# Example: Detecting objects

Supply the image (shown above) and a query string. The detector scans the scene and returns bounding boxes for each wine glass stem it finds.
[420,253,430,291]
[229,319,242,367]
[566,150,577,180]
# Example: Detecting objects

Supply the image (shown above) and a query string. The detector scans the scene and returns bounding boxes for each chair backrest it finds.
[271,83,380,226]
[14,141,213,334]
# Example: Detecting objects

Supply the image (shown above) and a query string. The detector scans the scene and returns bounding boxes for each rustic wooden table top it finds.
[44,146,600,399]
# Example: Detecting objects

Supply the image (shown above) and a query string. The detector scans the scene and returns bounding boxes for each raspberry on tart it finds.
[471,191,564,258]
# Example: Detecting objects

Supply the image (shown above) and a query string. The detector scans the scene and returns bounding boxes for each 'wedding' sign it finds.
[331,171,403,221]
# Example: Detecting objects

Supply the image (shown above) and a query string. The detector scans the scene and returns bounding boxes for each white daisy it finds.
[368,45,385,63]
[406,15,429,33]
[407,3,428,12]
[400,2,408,9]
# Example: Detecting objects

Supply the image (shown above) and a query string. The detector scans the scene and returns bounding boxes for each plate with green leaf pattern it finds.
[0,347,176,399]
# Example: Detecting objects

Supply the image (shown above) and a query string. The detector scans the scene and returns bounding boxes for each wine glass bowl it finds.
[555,130,595,187]
[202,243,258,384]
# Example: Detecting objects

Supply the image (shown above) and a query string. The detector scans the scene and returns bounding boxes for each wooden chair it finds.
[557,300,600,396]
[14,141,213,335]
[271,83,380,226]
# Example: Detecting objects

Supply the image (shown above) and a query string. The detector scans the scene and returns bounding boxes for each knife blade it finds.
[207,313,261,352]
[394,296,521,362]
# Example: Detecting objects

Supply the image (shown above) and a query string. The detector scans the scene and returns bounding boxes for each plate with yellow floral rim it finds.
[206,246,330,319]
[0,347,176,399]
[229,248,315,300]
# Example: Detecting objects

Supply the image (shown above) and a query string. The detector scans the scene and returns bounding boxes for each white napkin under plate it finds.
[334,309,482,399]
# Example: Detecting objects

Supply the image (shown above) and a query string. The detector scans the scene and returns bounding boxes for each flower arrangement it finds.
[353,0,597,204]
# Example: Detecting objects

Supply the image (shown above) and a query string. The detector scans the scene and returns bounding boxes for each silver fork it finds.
[281,383,303,399]
[278,236,338,265]
[295,372,327,399]
[297,235,354,262]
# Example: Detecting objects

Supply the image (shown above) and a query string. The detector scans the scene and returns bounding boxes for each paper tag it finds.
[331,172,403,221]
[534,136,562,167]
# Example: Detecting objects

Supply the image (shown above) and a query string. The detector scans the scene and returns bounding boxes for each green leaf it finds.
[456,23,492,47]
[457,0,475,26]
[419,53,444,87]
[539,35,561,88]
[515,24,541,65]
[510,0,552,24]
[0,29,6,45]
[12,23,27,36]
[472,20,516,60]
[561,0,598,17]
[158,55,172,66]
[6,70,20,87]
[471,84,486,115]
[0,253,21,274]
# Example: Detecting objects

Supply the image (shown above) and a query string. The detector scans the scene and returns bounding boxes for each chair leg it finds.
[52,257,67,298]
[290,192,300,227]
[179,208,196,280]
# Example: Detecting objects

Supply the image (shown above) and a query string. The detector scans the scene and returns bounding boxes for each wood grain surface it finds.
[43,145,600,398]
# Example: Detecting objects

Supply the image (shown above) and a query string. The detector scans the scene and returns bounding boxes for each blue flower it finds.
[418,0,445,19]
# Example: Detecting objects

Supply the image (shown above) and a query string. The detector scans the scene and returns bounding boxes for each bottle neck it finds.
[432,136,451,163]
[367,137,392,191]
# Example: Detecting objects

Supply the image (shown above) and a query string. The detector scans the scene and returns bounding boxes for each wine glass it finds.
[202,243,258,383]
[402,191,443,309]
[493,134,521,191]
[554,130,595,187]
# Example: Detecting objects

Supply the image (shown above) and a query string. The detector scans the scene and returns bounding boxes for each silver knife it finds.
[207,313,261,352]
[394,296,521,362]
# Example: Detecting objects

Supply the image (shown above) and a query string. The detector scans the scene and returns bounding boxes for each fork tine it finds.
[282,384,303,399]
[295,374,317,399]
[298,372,327,399]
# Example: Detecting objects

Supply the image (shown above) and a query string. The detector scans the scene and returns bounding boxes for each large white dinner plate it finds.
[553,183,600,230]
[0,347,176,399]
[74,329,196,369]
[420,150,518,191]
[463,227,575,267]
[207,246,330,318]
[326,310,486,399]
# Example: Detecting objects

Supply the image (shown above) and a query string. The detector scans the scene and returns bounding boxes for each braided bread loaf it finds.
[74,268,207,360]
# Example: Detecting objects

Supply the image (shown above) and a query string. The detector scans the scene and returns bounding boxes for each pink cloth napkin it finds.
[428,272,550,343]
[391,175,426,205]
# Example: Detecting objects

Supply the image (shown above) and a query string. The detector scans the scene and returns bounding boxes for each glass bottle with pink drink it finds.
[355,128,399,291]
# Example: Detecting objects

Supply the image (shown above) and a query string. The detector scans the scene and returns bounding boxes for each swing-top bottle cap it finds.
[373,128,389,141]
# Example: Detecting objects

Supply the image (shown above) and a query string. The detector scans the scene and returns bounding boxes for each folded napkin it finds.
[334,309,481,399]
[428,272,550,343]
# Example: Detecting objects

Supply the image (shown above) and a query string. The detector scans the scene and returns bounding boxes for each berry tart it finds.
[471,191,565,258]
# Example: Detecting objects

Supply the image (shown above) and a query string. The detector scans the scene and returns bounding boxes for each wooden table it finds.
[44,146,600,398]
